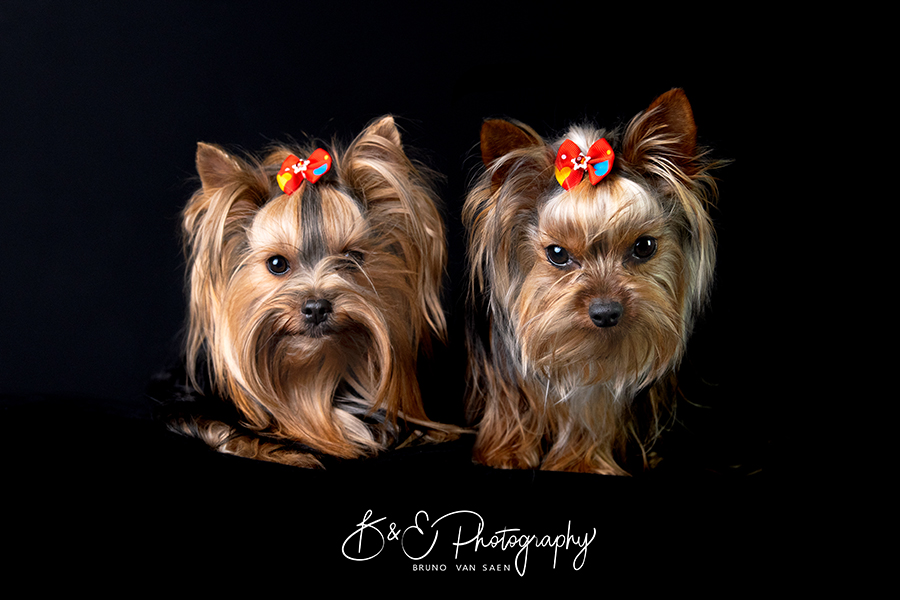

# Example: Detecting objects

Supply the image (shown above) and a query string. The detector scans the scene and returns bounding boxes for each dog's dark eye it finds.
[266,255,290,275]
[344,250,364,265]
[632,236,657,261]
[546,245,572,267]
[341,250,364,269]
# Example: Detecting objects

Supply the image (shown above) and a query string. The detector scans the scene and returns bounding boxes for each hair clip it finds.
[277,148,332,194]
[554,138,614,190]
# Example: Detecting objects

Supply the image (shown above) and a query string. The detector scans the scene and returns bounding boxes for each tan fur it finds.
[464,90,721,475]
[175,116,451,466]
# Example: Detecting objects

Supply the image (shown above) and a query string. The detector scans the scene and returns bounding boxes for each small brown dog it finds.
[464,89,720,475]
[169,116,449,467]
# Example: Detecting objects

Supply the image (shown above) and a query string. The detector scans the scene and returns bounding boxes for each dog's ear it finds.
[183,142,269,263]
[184,143,269,391]
[621,88,700,177]
[340,115,417,199]
[341,115,426,212]
[480,119,543,166]
[623,89,718,313]
[363,115,403,148]
[646,88,697,155]
[463,120,550,300]
[341,115,448,344]
[196,142,244,192]
[480,119,544,192]
[343,115,405,167]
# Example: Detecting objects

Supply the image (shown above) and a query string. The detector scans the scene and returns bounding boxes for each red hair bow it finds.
[554,138,614,190]
[277,148,332,194]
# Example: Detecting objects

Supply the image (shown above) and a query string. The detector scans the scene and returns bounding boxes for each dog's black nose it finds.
[302,299,333,325]
[589,299,623,328]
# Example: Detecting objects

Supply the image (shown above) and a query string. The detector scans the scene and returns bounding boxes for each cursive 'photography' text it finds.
[341,510,596,576]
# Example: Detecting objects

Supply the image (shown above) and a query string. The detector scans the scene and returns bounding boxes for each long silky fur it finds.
[464,90,721,475]
[173,116,449,466]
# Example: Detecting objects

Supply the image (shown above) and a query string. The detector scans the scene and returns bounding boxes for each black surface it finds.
[3,394,778,579]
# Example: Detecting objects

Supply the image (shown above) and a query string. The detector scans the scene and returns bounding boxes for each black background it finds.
[2,2,802,582]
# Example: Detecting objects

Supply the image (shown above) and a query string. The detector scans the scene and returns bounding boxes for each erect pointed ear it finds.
[364,115,403,148]
[479,119,545,192]
[184,142,268,248]
[646,88,697,155]
[622,88,699,175]
[344,115,405,164]
[340,116,413,192]
[480,119,543,166]
[195,142,244,191]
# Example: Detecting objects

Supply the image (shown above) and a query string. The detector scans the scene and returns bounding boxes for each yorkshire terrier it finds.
[165,116,450,467]
[463,89,720,475]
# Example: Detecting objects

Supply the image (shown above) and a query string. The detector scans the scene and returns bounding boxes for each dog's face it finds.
[516,174,691,394]
[223,180,395,379]
[467,90,717,400]
[182,116,446,455]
